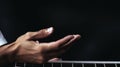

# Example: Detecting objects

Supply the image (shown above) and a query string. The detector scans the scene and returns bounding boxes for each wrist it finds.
[0,42,18,63]
[6,42,19,63]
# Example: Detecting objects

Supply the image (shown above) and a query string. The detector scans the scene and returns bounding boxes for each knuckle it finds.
[25,32,32,35]
[25,32,33,38]
[40,30,47,36]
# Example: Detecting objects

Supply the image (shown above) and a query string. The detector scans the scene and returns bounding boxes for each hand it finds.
[8,27,80,64]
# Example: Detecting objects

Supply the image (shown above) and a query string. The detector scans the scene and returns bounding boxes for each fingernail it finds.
[73,34,81,38]
[36,40,40,44]
[46,27,53,33]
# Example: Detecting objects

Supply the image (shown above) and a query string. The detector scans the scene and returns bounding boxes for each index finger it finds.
[48,35,74,50]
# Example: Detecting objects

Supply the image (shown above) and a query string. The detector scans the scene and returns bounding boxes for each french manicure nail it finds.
[47,27,53,33]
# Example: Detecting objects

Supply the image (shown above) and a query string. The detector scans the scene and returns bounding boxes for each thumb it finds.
[27,27,53,40]
[48,58,62,62]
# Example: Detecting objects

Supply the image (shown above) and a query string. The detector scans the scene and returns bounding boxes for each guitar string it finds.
[15,63,119,67]
[14,61,120,67]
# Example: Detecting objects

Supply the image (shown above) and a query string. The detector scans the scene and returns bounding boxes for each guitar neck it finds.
[15,61,120,67]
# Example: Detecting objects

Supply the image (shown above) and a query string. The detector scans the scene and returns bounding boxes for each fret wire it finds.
[14,62,17,67]
[94,63,97,67]
[23,63,26,67]
[43,64,44,67]
[103,64,106,67]
[60,63,62,67]
[51,63,53,67]
[82,63,84,67]
[72,63,74,67]
[115,63,118,67]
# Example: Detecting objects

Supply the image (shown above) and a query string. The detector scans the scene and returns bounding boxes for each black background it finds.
[0,0,120,61]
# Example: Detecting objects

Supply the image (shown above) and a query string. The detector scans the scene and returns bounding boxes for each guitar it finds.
[14,61,120,67]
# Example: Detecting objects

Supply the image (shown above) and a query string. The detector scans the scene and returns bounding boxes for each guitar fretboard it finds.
[14,61,120,67]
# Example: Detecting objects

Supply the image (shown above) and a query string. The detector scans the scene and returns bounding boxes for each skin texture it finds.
[0,27,80,66]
